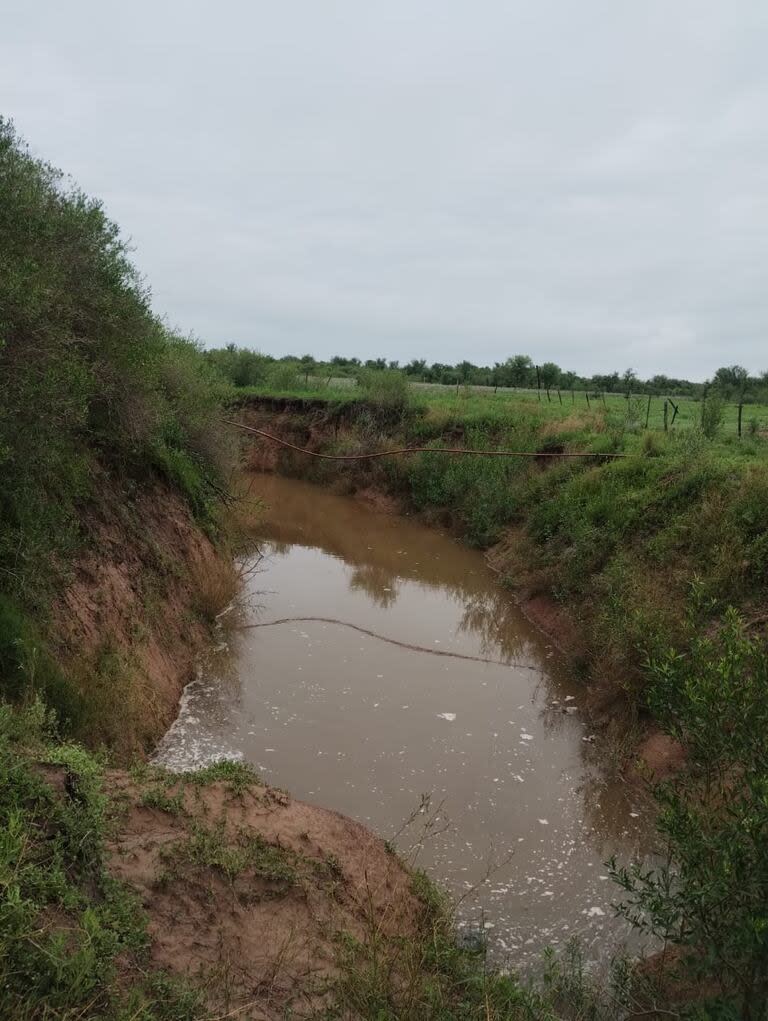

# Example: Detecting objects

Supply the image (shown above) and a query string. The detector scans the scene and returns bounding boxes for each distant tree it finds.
[457,360,475,383]
[714,365,749,399]
[622,368,638,394]
[591,371,621,393]
[298,353,316,385]
[404,358,427,378]
[539,361,561,390]
[504,355,534,388]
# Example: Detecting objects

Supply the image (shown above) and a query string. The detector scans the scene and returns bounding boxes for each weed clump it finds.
[0,700,203,1020]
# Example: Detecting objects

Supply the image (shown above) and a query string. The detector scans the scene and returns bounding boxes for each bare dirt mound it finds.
[107,769,424,1020]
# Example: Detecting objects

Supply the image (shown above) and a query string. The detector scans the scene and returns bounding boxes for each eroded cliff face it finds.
[49,476,227,759]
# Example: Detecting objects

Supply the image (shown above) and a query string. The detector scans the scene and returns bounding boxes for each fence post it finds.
[738,402,743,439]
[663,400,668,432]
[571,387,575,404]
[645,393,652,429]
[586,392,591,409]
[557,389,562,405]
[536,365,542,402]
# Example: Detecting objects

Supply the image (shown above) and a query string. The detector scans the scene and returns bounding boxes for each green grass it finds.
[160,821,299,884]
[237,374,768,440]
[0,700,204,1020]
[238,382,768,691]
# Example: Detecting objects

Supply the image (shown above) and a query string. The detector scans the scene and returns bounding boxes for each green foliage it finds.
[0,119,231,612]
[611,609,768,1018]
[0,594,85,726]
[266,359,303,391]
[206,343,270,387]
[356,368,412,424]
[0,700,203,1020]
[700,392,725,438]
[161,820,298,883]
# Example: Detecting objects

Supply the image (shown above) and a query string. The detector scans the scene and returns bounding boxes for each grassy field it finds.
[240,376,768,440]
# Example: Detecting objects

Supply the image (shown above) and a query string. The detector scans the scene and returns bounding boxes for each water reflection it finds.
[157,473,652,968]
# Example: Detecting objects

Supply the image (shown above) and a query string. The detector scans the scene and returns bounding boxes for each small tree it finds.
[504,354,534,388]
[610,608,768,1018]
[713,365,749,400]
[539,361,561,391]
[700,391,724,438]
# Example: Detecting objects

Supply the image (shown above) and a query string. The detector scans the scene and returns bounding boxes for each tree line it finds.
[206,344,768,403]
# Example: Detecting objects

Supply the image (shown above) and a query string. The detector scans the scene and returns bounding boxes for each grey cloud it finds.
[3,0,768,378]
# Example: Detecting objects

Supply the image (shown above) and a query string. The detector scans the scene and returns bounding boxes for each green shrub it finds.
[0,119,231,607]
[611,609,768,1018]
[0,595,84,726]
[265,360,303,391]
[356,368,411,425]
[700,392,725,438]
[0,701,203,1019]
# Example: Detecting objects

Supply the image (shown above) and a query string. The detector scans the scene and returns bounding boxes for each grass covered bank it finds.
[235,381,768,711]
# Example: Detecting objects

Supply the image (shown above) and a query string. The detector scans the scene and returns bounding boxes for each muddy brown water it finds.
[156,473,653,967]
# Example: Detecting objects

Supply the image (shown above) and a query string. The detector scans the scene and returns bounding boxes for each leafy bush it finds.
[0,119,232,609]
[611,608,768,1018]
[700,392,725,438]
[206,343,271,387]
[265,359,303,391]
[357,368,411,424]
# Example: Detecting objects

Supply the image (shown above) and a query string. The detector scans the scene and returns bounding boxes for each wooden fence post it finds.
[645,393,652,429]
[557,389,562,405]
[738,402,743,439]
[663,400,668,432]
[586,392,591,409]
[535,365,541,402]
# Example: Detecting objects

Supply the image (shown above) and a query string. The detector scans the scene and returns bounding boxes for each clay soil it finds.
[108,773,424,1020]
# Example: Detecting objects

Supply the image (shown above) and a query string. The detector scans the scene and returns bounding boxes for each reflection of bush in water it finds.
[348,565,399,608]
[457,590,531,663]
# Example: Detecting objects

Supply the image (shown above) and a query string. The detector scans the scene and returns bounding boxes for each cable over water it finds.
[238,615,544,672]
[223,419,628,460]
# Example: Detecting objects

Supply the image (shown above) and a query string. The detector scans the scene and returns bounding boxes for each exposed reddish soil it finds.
[485,529,585,657]
[50,476,224,757]
[108,774,424,1020]
[635,730,686,780]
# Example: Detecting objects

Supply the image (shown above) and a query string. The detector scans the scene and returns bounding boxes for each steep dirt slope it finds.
[49,477,227,758]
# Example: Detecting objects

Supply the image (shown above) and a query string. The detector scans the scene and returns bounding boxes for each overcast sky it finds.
[3,2,768,378]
